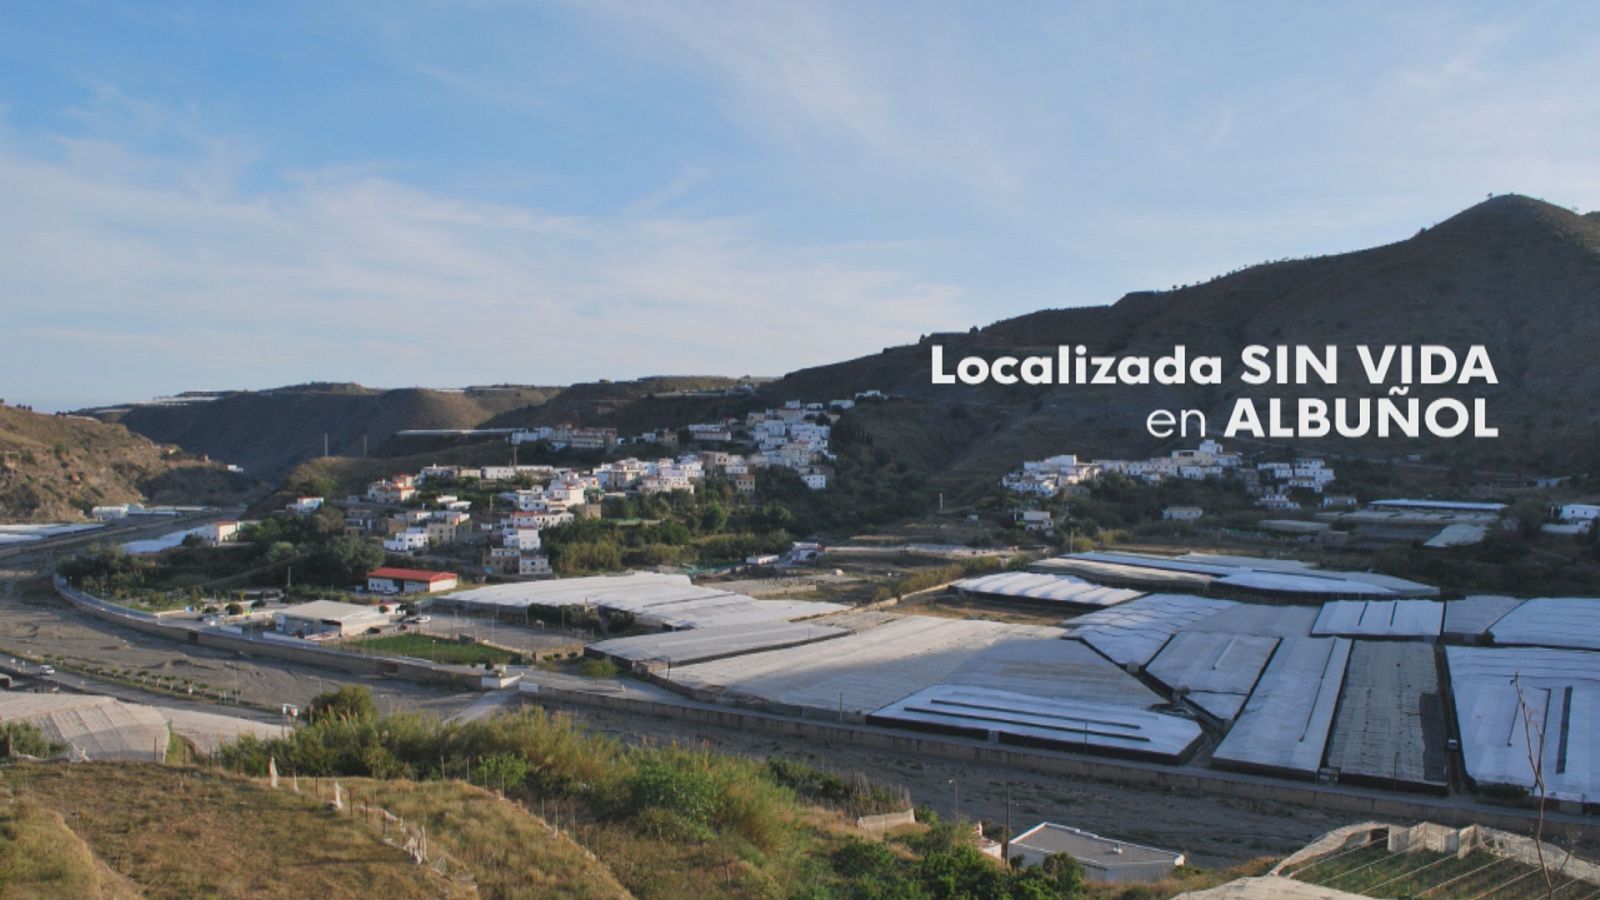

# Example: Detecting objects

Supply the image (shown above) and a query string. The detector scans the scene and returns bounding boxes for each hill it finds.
[0,762,630,900]
[0,405,259,522]
[764,194,1600,495]
[87,378,748,483]
[84,384,561,481]
[472,375,748,433]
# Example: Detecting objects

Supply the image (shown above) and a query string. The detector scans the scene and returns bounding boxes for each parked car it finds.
[37,665,55,676]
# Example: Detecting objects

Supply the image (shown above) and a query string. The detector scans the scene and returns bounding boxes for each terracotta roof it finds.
[367,567,456,583]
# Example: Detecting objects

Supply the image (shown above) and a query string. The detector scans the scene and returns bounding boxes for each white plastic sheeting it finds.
[868,684,1202,762]
[1064,595,1236,667]
[1034,551,1438,598]
[1489,598,1600,652]
[0,694,169,762]
[1212,637,1352,776]
[1441,595,1524,641]
[1324,642,1448,789]
[589,620,850,666]
[446,572,845,629]
[1448,646,1600,802]
[1312,600,1443,640]
[665,615,1158,715]
[1146,632,1279,723]
[953,571,1143,609]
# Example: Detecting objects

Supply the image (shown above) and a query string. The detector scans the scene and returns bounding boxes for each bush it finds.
[305,685,377,724]
[1,721,64,758]
[576,658,619,679]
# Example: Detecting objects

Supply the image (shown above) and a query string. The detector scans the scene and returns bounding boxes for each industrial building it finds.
[274,600,392,637]
[365,566,459,594]
[995,823,1186,883]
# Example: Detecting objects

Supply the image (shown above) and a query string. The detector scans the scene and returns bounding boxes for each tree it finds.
[306,685,377,724]
[1040,853,1085,896]
[225,602,245,616]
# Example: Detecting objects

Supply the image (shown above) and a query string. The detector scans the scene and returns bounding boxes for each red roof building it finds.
[366,567,459,594]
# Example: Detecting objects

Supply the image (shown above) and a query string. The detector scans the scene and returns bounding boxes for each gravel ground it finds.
[0,566,478,719]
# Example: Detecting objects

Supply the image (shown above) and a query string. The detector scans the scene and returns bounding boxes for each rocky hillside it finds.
[764,194,1600,492]
[85,383,560,481]
[0,405,258,522]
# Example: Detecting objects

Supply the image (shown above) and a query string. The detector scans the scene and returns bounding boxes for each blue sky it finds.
[2,1,1597,410]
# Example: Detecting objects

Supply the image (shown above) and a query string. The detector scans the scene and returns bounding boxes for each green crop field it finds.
[353,633,516,666]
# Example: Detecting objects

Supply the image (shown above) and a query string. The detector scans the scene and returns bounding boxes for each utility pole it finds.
[362,434,368,457]
[323,433,329,457]
[1003,783,1012,866]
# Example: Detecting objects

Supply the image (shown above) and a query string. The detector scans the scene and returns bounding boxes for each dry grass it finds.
[4,763,469,899]
[3,762,635,900]
[353,778,632,900]
[0,797,143,899]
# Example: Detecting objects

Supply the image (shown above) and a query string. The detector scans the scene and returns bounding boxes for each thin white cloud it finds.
[0,117,969,409]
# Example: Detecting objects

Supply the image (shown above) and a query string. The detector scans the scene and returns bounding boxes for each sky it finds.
[2,1,1597,411]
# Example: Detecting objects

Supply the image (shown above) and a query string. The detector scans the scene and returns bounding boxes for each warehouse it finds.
[588,620,850,667]
[1065,594,1236,668]
[1212,637,1352,778]
[1311,599,1443,640]
[443,572,844,629]
[1488,598,1600,652]
[1440,595,1523,642]
[951,571,1143,611]
[1145,632,1279,724]
[995,823,1186,882]
[274,600,392,637]
[365,566,459,594]
[663,615,1159,717]
[1324,642,1449,792]
[1448,646,1600,803]
[868,686,1201,763]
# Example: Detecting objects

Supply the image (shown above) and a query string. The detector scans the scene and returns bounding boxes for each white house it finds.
[507,528,542,552]
[991,823,1185,884]
[518,555,553,577]
[383,529,429,553]
[1556,503,1600,522]
[288,496,325,515]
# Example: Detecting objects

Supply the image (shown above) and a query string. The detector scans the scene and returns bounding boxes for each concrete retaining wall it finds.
[856,809,916,832]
